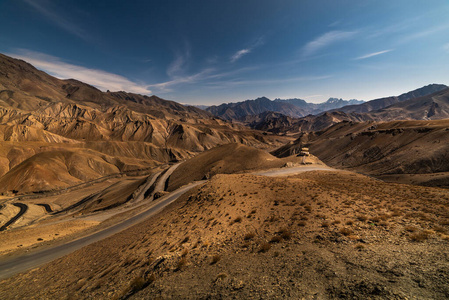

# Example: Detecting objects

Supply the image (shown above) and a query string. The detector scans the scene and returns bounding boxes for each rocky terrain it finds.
[1,170,448,299]
[273,118,449,187]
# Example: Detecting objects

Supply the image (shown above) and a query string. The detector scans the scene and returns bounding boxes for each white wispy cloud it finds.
[398,23,449,44]
[355,49,393,60]
[207,75,333,88]
[150,66,260,93]
[24,0,90,41]
[231,49,251,63]
[230,37,265,63]
[149,68,214,92]
[9,49,151,94]
[167,51,190,79]
[302,30,357,57]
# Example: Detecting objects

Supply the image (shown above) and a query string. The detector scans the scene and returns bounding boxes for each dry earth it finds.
[274,119,449,188]
[1,170,448,299]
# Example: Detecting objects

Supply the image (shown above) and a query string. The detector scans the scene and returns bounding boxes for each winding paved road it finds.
[0,181,204,280]
[0,203,28,232]
[0,165,335,279]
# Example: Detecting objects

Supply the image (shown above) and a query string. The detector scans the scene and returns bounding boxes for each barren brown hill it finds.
[166,143,323,192]
[0,53,290,194]
[274,119,449,187]
[1,171,448,299]
[166,143,287,191]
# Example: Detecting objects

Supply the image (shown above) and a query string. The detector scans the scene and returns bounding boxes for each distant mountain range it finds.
[205,97,364,120]
[223,84,449,134]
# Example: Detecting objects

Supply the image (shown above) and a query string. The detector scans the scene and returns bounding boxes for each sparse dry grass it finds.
[340,227,353,236]
[409,230,432,242]
[3,170,449,299]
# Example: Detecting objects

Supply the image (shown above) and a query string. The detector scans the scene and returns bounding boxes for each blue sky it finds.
[1,0,449,105]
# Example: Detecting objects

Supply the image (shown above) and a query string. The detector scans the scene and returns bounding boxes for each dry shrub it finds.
[321,221,330,228]
[181,249,188,257]
[180,236,189,244]
[267,215,278,222]
[215,273,228,281]
[116,273,152,299]
[434,226,447,233]
[354,243,365,250]
[404,225,418,232]
[440,219,449,226]
[279,227,292,240]
[244,232,256,240]
[391,210,402,217]
[409,230,431,242]
[176,257,188,270]
[370,216,380,223]
[357,215,367,222]
[298,220,306,227]
[345,220,353,225]
[258,242,271,253]
[340,227,353,236]
[210,254,221,265]
[270,236,282,243]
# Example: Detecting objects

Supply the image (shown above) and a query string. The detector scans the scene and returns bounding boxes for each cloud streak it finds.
[302,31,357,57]
[208,75,333,88]
[230,37,265,63]
[231,49,251,63]
[167,45,191,78]
[9,49,151,94]
[398,23,449,44]
[24,0,90,41]
[355,49,393,60]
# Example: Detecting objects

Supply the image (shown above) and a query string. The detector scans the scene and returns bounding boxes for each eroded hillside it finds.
[274,119,449,187]
[0,53,289,194]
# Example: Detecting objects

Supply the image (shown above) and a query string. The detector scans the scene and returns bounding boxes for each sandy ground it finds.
[1,170,448,299]
[0,175,154,256]
[0,220,100,254]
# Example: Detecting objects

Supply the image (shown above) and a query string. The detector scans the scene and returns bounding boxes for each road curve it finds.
[0,165,336,279]
[0,181,205,280]
[0,203,28,232]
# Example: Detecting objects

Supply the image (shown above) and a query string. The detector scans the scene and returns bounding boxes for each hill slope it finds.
[273,119,449,187]
[0,53,288,193]
[2,171,448,299]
